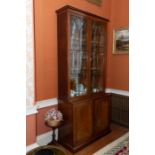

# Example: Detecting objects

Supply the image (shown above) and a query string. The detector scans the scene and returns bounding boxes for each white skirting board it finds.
[26,143,39,153]
[36,129,58,146]
[26,129,58,153]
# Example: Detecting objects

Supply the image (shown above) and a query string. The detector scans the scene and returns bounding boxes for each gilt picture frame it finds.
[113,28,129,54]
[87,0,102,6]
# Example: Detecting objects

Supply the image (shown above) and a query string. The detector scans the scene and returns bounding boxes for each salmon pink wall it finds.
[37,105,57,135]
[34,0,111,101]
[106,0,129,90]
[26,114,36,145]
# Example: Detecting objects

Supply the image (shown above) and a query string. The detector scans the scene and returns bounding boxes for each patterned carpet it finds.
[93,132,129,155]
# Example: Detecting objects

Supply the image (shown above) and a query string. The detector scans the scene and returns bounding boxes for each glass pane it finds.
[70,15,88,97]
[91,22,105,93]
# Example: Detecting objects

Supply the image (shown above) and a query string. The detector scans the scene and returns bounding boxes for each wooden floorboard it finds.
[59,123,129,155]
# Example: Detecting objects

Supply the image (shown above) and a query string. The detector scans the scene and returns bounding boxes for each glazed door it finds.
[90,21,106,93]
[69,14,89,97]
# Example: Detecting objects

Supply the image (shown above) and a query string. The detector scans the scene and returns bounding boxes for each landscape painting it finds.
[113,28,129,54]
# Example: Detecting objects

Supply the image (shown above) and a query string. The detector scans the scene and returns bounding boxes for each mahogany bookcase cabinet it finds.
[56,5,111,152]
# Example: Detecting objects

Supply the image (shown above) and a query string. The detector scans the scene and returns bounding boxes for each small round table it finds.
[45,120,63,145]
[27,145,67,155]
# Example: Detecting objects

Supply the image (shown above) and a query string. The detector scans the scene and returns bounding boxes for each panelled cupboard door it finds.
[73,99,93,144]
[94,97,109,134]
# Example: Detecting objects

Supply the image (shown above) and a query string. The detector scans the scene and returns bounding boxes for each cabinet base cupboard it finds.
[56,6,111,152]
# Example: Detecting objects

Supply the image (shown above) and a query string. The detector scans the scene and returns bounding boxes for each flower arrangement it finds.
[44,108,63,122]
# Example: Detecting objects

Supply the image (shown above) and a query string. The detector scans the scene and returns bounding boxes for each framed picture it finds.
[113,28,129,54]
[87,0,102,6]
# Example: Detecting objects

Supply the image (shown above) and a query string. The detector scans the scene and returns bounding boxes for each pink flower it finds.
[44,108,63,121]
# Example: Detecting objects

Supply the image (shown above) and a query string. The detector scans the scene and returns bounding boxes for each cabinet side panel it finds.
[58,102,73,147]
[57,12,68,98]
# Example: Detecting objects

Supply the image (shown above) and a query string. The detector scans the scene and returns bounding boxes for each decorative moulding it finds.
[26,88,128,116]
[26,98,58,116]
[26,106,38,116]
[105,88,129,96]
[35,98,58,109]
[26,0,35,108]
[26,143,39,153]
